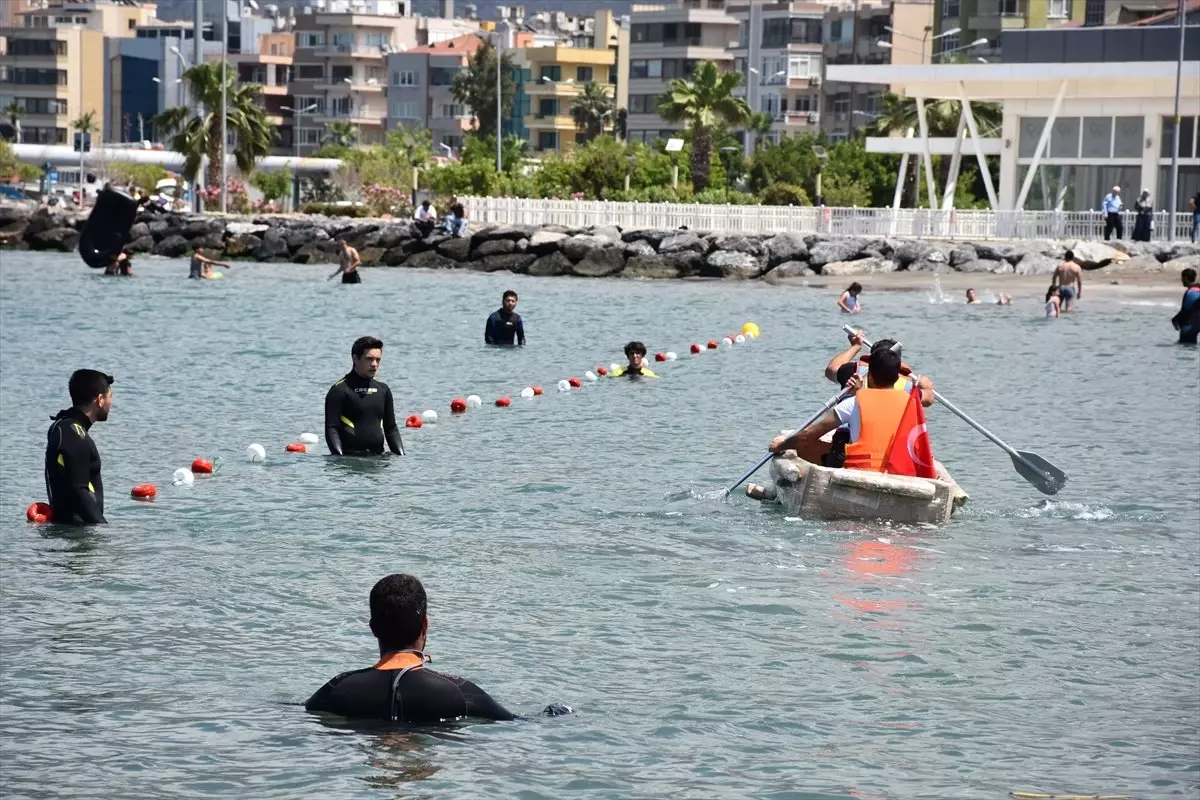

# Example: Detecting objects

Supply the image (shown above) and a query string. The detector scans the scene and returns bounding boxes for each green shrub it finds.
[758,183,811,206]
[300,202,370,218]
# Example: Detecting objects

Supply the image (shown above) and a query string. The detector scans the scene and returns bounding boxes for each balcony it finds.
[315,44,389,58]
[778,110,819,127]
[315,79,385,92]
[314,107,386,125]
[524,113,575,130]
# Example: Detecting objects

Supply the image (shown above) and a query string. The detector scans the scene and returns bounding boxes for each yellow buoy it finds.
[741,321,760,338]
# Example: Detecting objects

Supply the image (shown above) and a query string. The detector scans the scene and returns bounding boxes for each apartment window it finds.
[439,103,465,118]
[364,33,389,48]
[760,94,779,115]
[332,65,354,83]
[608,66,618,85]
[1083,0,1106,25]
[0,68,68,86]
[788,56,813,78]
[393,70,416,86]
[332,33,353,50]
[1160,115,1198,159]
[24,15,49,27]
[791,94,811,113]
[391,101,419,119]
[790,18,822,44]
[297,32,325,48]
[938,34,959,55]
[296,64,324,80]
[943,0,961,16]
[537,131,558,150]
[863,93,881,115]
[429,67,455,86]
[8,39,67,56]
[537,98,558,118]
[294,96,325,114]
[832,95,851,121]
[576,66,593,83]
[738,20,749,48]
[270,43,279,55]
[298,127,323,145]
[830,19,842,40]
[998,0,1022,16]
[760,56,784,83]
[14,97,68,115]
[540,65,561,82]
[629,94,656,114]
[1046,0,1069,17]
[762,18,790,47]
[631,60,648,79]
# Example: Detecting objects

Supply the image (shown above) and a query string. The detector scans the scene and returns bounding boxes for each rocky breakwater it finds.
[2,200,1197,278]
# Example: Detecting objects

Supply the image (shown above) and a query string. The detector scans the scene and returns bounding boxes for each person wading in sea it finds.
[324,336,404,457]
[45,369,113,525]
[328,239,362,284]
[1052,251,1083,312]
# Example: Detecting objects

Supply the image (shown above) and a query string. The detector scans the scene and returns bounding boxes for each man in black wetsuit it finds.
[484,289,525,346]
[324,336,405,456]
[305,573,516,723]
[45,369,113,525]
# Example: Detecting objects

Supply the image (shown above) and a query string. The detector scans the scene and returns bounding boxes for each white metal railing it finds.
[461,197,1198,243]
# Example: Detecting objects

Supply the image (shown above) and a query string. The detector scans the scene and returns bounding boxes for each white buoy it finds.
[520,387,535,399]
[172,467,194,486]
[584,371,598,382]
[299,432,319,445]
[735,334,746,344]
[246,443,267,463]
[421,409,438,424]
[557,379,571,392]
[721,337,734,348]
[466,395,482,408]
[665,351,677,361]
[609,363,621,374]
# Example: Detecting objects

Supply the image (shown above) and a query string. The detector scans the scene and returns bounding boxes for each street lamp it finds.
[719,145,740,190]
[812,144,827,206]
[885,24,960,64]
[281,102,318,210]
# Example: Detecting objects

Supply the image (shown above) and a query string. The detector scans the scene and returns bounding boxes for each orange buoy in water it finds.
[568,377,581,388]
[690,344,701,354]
[450,397,467,414]
[597,366,608,376]
[405,414,423,429]
[286,442,307,453]
[131,484,157,500]
[707,340,719,349]
[532,385,544,396]
[191,458,214,474]
[25,502,53,523]
[654,352,667,362]
[495,396,511,407]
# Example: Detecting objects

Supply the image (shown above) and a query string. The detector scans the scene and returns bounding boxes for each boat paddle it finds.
[722,340,903,499]
[842,325,1068,496]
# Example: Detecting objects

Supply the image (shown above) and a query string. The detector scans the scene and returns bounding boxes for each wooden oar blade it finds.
[1012,450,1068,495]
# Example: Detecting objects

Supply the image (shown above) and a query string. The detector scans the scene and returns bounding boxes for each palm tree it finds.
[323,120,357,149]
[2,101,23,143]
[747,111,774,151]
[569,82,615,141]
[614,107,627,142]
[656,61,751,192]
[152,62,274,191]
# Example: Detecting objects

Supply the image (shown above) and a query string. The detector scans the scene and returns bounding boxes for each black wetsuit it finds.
[484,309,525,346]
[44,407,106,524]
[305,655,516,723]
[324,372,404,456]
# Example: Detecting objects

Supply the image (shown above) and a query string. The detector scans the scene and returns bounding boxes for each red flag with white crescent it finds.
[883,389,937,479]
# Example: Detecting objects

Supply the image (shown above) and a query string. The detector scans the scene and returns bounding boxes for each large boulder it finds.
[191,232,225,251]
[183,217,224,238]
[821,257,897,276]
[764,232,808,266]
[955,258,1013,274]
[226,221,270,237]
[528,230,567,255]
[472,238,517,258]
[949,245,978,267]
[436,237,472,261]
[621,229,671,248]
[702,250,763,279]
[623,240,657,258]
[657,232,707,256]
[27,226,79,251]
[125,235,155,254]
[151,234,190,258]
[147,219,172,239]
[364,222,416,249]
[892,240,935,267]
[483,223,538,241]
[381,246,409,266]
[254,228,290,260]
[808,239,866,268]
[1014,254,1059,275]
[706,233,765,257]
[1158,243,1200,263]
[1070,240,1125,269]
[623,254,686,279]
[526,251,572,276]
[1165,254,1200,270]
[291,239,340,264]
[223,233,262,257]
[561,234,608,263]
[474,253,536,273]
[1098,254,1171,273]
[570,246,626,277]
[285,226,328,250]
[405,250,456,269]
[358,247,385,265]
[127,221,150,241]
[908,249,953,272]
[974,242,1025,265]
[763,260,814,283]
[589,225,622,243]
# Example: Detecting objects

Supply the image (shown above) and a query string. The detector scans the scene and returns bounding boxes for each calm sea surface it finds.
[1,253,1197,800]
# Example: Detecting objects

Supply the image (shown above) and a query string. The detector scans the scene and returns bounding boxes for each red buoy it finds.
[131,484,157,500]
[495,396,511,407]
[191,458,214,474]
[690,344,701,354]
[597,366,608,376]
[450,397,467,414]
[286,442,307,453]
[405,414,423,429]
[654,352,667,362]
[568,377,581,388]
[25,502,53,524]
[707,340,719,349]
[532,386,544,396]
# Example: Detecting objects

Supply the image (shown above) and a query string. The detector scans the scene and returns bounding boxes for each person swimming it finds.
[838,282,862,314]
[966,288,1012,306]
[607,341,659,378]
[305,574,517,723]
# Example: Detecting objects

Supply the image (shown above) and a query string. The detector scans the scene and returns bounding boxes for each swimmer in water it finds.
[608,341,659,378]
[838,282,862,314]
[966,288,1012,306]
[328,238,362,284]
[45,369,113,525]
[189,247,230,279]
[305,573,517,723]
[324,336,405,456]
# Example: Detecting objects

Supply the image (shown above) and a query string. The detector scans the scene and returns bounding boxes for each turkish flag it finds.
[883,390,937,479]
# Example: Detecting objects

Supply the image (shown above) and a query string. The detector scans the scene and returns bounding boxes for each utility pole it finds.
[193,0,205,211]
[1167,0,1185,242]
[220,0,228,214]
[496,22,504,174]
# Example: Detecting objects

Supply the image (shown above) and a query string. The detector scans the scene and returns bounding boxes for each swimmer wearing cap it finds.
[45,369,113,524]
[305,574,517,723]
[324,336,405,456]
[607,341,659,378]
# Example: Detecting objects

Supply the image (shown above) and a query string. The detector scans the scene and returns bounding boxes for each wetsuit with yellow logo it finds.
[44,407,106,524]
[607,366,659,378]
[305,650,516,723]
[324,372,405,456]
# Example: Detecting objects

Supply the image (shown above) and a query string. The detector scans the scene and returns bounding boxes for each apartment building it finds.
[290,5,419,153]
[386,33,482,152]
[229,32,296,154]
[625,0,739,144]
[523,10,628,151]
[0,1,154,146]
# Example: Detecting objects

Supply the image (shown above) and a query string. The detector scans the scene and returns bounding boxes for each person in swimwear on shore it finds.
[305,574,517,723]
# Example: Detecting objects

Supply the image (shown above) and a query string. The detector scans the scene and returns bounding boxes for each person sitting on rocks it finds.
[443,196,467,238]
[413,199,437,236]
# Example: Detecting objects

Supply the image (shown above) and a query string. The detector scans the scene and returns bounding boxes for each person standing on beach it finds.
[838,283,863,314]
[1172,267,1200,344]
[1190,190,1199,243]
[1102,186,1123,241]
[328,239,362,284]
[1052,251,1082,312]
[484,290,525,347]
[45,369,113,525]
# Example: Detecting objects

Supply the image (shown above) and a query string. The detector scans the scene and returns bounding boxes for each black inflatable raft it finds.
[78,188,138,268]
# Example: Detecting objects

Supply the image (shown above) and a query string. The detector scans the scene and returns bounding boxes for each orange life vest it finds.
[372,650,429,671]
[843,388,913,472]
